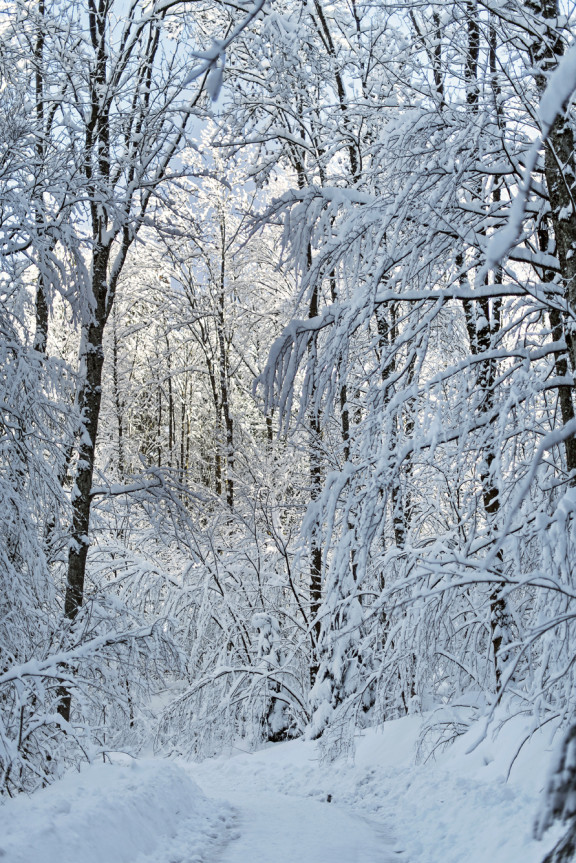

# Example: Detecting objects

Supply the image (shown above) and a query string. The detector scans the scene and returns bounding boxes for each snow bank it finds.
[0,758,234,863]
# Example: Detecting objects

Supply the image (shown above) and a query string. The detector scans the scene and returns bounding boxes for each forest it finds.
[2,0,576,859]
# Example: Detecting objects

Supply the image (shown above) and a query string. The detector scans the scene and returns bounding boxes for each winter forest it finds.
[2,0,576,859]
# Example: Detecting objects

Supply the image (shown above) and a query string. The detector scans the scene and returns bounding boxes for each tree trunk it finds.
[528,0,576,479]
[112,302,125,478]
[308,278,323,687]
[59,246,110,721]
[460,10,515,691]
[165,332,174,468]
[461,276,514,691]
[537,221,576,475]
[217,215,234,509]
[33,0,48,356]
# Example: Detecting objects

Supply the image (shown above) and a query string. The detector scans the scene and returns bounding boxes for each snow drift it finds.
[0,758,233,863]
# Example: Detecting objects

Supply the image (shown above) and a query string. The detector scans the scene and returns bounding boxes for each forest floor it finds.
[0,707,566,863]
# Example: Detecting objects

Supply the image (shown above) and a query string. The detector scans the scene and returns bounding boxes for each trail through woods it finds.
[204,791,396,863]
[0,743,398,863]
[0,710,565,863]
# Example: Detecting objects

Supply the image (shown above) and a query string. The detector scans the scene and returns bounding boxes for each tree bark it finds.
[217,214,234,509]
[112,302,125,478]
[528,0,576,478]
[59,246,110,721]
[33,0,48,355]
[308,278,323,687]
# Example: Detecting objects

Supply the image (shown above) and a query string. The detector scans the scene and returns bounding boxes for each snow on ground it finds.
[190,709,564,863]
[209,790,396,863]
[0,710,567,863]
[0,758,235,863]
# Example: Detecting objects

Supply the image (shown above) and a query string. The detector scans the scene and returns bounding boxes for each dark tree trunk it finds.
[112,303,125,478]
[217,216,234,509]
[59,246,110,721]
[529,0,576,478]
[459,11,515,691]
[33,0,48,356]
[537,221,576,475]
[308,279,323,687]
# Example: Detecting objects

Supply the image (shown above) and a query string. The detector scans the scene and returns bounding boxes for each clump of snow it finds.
[487,41,576,272]
[538,43,576,129]
[0,758,234,863]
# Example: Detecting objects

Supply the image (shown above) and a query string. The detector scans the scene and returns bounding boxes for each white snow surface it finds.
[190,710,564,863]
[0,711,567,863]
[0,758,235,863]
[211,790,395,862]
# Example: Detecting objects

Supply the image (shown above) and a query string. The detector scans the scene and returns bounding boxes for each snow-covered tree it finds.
[0,0,269,791]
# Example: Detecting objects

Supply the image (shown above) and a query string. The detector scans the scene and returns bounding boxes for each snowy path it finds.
[209,790,399,863]
[0,718,563,863]
[0,749,400,863]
